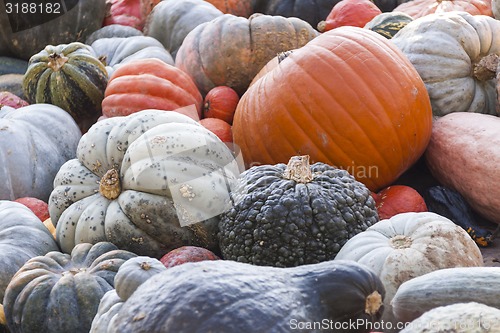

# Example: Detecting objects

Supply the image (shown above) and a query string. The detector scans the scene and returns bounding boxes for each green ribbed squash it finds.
[364,12,413,39]
[22,42,108,132]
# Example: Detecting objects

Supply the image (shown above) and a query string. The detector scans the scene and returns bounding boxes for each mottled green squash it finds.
[364,11,413,39]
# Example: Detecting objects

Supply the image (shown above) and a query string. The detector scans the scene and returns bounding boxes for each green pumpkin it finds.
[364,12,413,39]
[22,42,108,132]
[3,242,137,333]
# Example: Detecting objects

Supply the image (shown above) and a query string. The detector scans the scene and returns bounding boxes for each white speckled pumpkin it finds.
[49,110,240,258]
[392,11,500,116]
[334,212,483,328]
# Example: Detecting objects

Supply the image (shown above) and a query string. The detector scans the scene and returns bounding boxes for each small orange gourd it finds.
[317,0,382,32]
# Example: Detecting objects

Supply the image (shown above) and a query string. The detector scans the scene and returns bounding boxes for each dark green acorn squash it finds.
[3,242,137,333]
[218,155,379,267]
[85,25,143,45]
[104,259,386,333]
[22,42,108,132]
[0,0,107,60]
[364,11,413,39]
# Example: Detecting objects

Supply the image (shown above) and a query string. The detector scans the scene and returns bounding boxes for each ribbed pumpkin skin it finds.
[206,0,253,17]
[364,12,413,39]
[175,13,319,96]
[101,58,202,118]
[233,27,433,192]
[394,0,492,19]
[3,242,137,333]
[23,42,108,130]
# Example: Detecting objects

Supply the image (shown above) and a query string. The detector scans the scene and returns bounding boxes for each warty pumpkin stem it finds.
[99,168,121,200]
[282,155,313,183]
[473,54,500,82]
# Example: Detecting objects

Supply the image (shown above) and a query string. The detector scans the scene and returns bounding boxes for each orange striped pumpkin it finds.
[233,26,433,191]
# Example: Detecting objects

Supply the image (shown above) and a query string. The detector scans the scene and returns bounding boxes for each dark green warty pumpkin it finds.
[22,42,108,132]
[364,12,413,39]
[3,242,137,333]
[218,155,379,267]
[104,259,386,333]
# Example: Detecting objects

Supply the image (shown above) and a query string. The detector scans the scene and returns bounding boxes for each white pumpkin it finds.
[334,212,483,328]
[392,11,500,116]
[49,110,241,258]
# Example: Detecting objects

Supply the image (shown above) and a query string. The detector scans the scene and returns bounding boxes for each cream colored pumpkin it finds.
[49,110,241,258]
[392,11,500,116]
[494,0,500,18]
[334,212,483,328]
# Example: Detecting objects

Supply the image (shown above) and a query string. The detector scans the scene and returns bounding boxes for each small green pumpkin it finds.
[3,242,137,333]
[364,11,413,39]
[22,42,108,132]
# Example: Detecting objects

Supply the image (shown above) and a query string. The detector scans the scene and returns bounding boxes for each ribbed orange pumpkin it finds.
[394,0,492,19]
[233,27,433,191]
[101,58,203,118]
[205,0,253,17]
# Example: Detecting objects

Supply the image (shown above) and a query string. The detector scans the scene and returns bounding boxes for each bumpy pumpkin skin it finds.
[0,201,59,305]
[49,110,240,258]
[23,42,108,132]
[392,12,500,117]
[3,242,136,333]
[394,0,493,19]
[0,0,107,60]
[105,260,386,333]
[175,13,319,96]
[0,104,81,201]
[234,26,432,192]
[219,156,379,267]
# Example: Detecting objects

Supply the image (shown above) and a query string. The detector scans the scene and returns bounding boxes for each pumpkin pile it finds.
[3,1,500,332]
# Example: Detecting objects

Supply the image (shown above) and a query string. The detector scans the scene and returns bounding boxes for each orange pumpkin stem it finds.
[282,155,313,183]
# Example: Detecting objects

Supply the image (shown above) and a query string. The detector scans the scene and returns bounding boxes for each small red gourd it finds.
[13,197,50,221]
[372,185,427,220]
[103,0,160,31]
[0,91,28,108]
[317,0,382,32]
[160,246,220,268]
[203,86,239,124]
[200,118,233,143]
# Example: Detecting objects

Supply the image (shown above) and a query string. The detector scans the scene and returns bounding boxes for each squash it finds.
[219,155,379,267]
[101,58,202,118]
[175,13,319,96]
[0,201,59,308]
[199,118,233,143]
[0,56,28,75]
[3,242,136,333]
[202,85,239,124]
[494,0,500,18]
[394,0,493,19]
[334,212,484,326]
[85,25,143,45]
[0,74,25,99]
[13,197,50,221]
[0,104,81,201]
[143,0,223,59]
[251,0,341,28]
[0,0,107,60]
[160,245,220,268]
[372,185,427,220]
[391,11,500,116]
[233,26,433,192]
[425,186,494,247]
[0,91,28,108]
[205,0,253,17]
[99,259,386,333]
[48,110,240,258]
[400,302,500,333]
[425,112,500,224]
[90,36,174,77]
[23,42,108,132]
[391,266,500,323]
[103,0,160,31]
[364,11,413,39]
[317,0,382,32]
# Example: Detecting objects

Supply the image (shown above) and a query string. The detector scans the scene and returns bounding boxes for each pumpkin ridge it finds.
[102,94,184,117]
[63,63,106,109]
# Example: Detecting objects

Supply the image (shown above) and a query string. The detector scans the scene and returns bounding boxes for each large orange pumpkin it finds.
[394,0,492,19]
[101,58,203,118]
[233,26,433,191]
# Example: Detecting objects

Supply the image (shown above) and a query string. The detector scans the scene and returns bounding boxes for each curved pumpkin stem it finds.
[47,53,69,72]
[282,155,313,183]
[473,53,500,82]
[99,168,121,200]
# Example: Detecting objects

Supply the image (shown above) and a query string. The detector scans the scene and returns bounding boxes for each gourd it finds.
[199,118,233,143]
[372,185,427,220]
[391,11,500,116]
[0,104,81,201]
[0,74,25,99]
[159,245,220,268]
[101,259,386,333]
[219,155,379,267]
[0,56,28,75]
[399,302,500,333]
[425,112,500,224]
[3,242,136,333]
[103,0,160,31]
[0,0,107,60]
[202,86,239,125]
[334,212,484,326]
[90,36,174,76]
[364,12,413,39]
[48,110,240,258]
[233,26,433,192]
[13,197,50,221]
[143,0,223,59]
[0,201,59,312]
[175,13,319,96]
[0,91,28,108]
[205,0,253,17]
[101,58,202,118]
[85,25,143,45]
[391,267,500,323]
[22,42,108,132]
[317,0,382,32]
[394,0,493,19]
